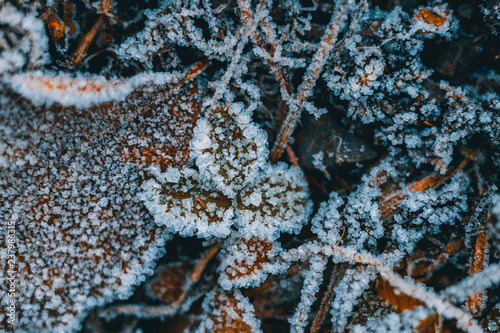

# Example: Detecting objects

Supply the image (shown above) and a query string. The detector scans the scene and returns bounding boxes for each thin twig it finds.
[310,263,348,333]
[270,0,350,163]
[190,244,219,282]
[68,14,107,67]
[237,0,293,99]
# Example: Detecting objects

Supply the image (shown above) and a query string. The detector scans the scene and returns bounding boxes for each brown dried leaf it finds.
[236,163,312,240]
[146,260,195,304]
[296,113,377,170]
[191,104,268,198]
[375,279,425,312]
[42,12,67,48]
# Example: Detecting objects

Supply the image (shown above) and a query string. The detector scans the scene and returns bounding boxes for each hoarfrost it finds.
[141,167,234,239]
[195,289,263,333]
[236,163,312,240]
[218,234,288,289]
[191,104,268,198]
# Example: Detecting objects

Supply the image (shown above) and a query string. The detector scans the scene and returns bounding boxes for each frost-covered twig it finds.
[237,0,293,100]
[270,0,350,163]
[289,256,327,333]
[280,243,483,333]
[442,263,500,303]
[310,263,345,333]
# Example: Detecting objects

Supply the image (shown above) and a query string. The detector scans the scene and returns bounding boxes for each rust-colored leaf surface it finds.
[414,8,450,27]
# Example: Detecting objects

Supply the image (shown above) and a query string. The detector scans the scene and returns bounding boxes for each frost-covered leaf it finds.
[312,157,470,254]
[195,289,262,333]
[191,104,268,198]
[141,167,234,239]
[0,72,198,331]
[218,235,287,290]
[236,162,312,240]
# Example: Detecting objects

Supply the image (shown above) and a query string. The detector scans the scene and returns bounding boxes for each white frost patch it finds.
[0,4,49,73]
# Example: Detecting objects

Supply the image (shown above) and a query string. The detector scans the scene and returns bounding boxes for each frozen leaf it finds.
[236,163,312,240]
[313,157,470,254]
[195,289,262,333]
[5,71,179,108]
[141,167,234,239]
[0,72,199,331]
[218,235,287,290]
[378,159,468,222]
[191,104,268,198]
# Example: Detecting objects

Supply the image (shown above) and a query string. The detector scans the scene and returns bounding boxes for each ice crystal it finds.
[236,163,312,239]
[312,157,470,254]
[141,166,234,238]
[0,4,49,73]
